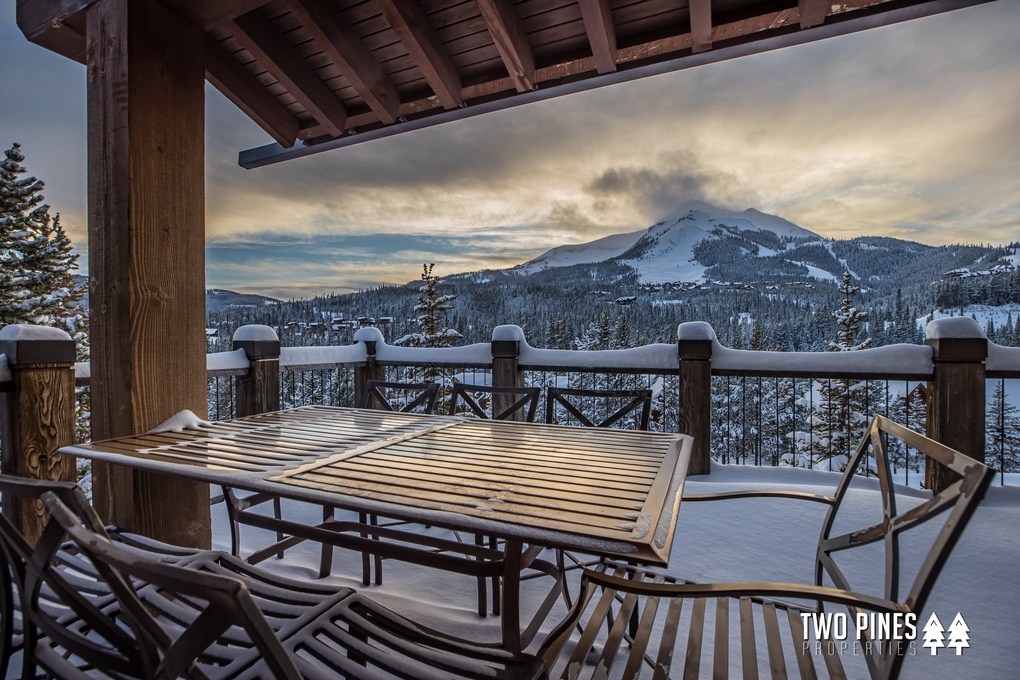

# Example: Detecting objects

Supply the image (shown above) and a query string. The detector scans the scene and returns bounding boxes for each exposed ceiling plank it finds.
[228,11,347,137]
[204,35,301,147]
[287,0,401,124]
[576,0,617,74]
[689,0,713,53]
[376,0,463,109]
[474,0,536,92]
[799,0,829,29]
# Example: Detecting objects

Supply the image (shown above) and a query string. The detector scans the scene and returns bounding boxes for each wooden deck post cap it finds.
[491,340,520,358]
[0,324,76,366]
[677,321,716,361]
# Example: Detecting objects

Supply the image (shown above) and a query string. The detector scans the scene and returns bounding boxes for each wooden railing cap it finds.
[0,324,75,365]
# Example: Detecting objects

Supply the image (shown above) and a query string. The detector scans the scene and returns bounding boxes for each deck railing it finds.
[2,318,1018,500]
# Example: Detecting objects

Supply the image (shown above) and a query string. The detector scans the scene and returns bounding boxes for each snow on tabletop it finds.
[713,343,933,375]
[0,354,10,383]
[926,316,985,340]
[0,324,72,341]
[206,348,250,372]
[146,409,212,433]
[232,324,279,342]
[74,361,89,380]
[280,344,367,367]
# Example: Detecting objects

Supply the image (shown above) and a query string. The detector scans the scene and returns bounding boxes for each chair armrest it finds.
[582,568,905,615]
[682,489,835,504]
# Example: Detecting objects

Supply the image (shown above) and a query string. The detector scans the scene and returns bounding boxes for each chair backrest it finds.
[545,387,652,430]
[360,380,440,414]
[0,475,141,677]
[42,492,304,680]
[448,383,541,421]
[814,416,994,678]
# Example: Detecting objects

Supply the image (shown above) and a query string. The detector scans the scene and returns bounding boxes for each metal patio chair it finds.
[449,383,542,422]
[545,386,653,430]
[0,474,347,679]
[34,489,549,679]
[539,416,994,679]
[361,379,441,414]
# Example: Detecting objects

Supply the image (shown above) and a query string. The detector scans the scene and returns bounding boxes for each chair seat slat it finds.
[739,598,760,680]
[713,598,729,680]
[682,596,707,680]
[652,595,685,680]
[762,602,789,680]
[787,608,818,680]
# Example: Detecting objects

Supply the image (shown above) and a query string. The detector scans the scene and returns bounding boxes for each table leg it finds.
[501,538,524,654]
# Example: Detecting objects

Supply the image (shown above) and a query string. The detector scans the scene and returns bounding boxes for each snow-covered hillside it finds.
[515,201,824,284]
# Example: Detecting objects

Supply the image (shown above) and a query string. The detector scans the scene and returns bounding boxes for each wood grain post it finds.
[925,318,987,494]
[678,322,715,476]
[233,326,281,417]
[354,330,386,408]
[0,325,77,545]
[491,339,524,421]
[85,0,210,547]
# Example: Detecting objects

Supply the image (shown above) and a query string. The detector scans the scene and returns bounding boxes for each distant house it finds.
[205,328,218,338]
[378,317,393,326]
[615,296,637,305]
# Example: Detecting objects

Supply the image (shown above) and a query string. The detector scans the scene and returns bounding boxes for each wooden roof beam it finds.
[689,0,713,54]
[577,0,617,74]
[376,0,463,109]
[799,0,828,28]
[204,35,301,147]
[228,11,347,137]
[474,0,536,92]
[165,0,271,29]
[287,0,401,125]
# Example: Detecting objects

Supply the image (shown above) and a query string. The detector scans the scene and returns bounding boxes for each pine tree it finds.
[393,264,462,386]
[0,143,84,326]
[987,380,1020,473]
[797,273,879,469]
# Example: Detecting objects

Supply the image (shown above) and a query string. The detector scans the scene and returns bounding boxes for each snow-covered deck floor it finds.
[213,463,1019,679]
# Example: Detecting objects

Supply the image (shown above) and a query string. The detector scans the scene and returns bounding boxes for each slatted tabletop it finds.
[61,406,692,564]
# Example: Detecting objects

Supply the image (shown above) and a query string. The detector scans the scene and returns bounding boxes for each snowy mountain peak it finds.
[514,202,828,284]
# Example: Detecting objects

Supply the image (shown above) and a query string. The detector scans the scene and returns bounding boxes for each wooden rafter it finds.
[798,0,829,29]
[165,0,270,28]
[474,0,537,92]
[376,0,463,109]
[204,35,301,147]
[577,0,617,74]
[287,0,401,125]
[228,11,347,137]
[689,0,713,54]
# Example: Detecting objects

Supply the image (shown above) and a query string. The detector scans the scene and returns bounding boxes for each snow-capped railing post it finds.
[492,326,525,421]
[924,317,987,494]
[233,325,281,417]
[354,327,386,408]
[0,325,77,544]
[678,322,714,476]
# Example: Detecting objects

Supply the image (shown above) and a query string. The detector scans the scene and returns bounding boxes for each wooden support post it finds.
[678,322,715,476]
[0,325,77,545]
[233,326,281,417]
[86,0,210,547]
[925,317,987,494]
[491,338,523,421]
[354,328,386,408]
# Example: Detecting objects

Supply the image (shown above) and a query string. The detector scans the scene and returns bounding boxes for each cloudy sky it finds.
[2,2,1018,299]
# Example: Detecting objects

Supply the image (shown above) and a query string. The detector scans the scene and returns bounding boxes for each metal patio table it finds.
[59,405,693,652]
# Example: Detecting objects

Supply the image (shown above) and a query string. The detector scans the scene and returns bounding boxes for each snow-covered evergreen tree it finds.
[794,272,878,469]
[0,143,84,327]
[987,380,1020,473]
[393,264,462,387]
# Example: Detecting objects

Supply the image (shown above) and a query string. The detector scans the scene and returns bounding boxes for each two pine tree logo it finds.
[922,612,969,655]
